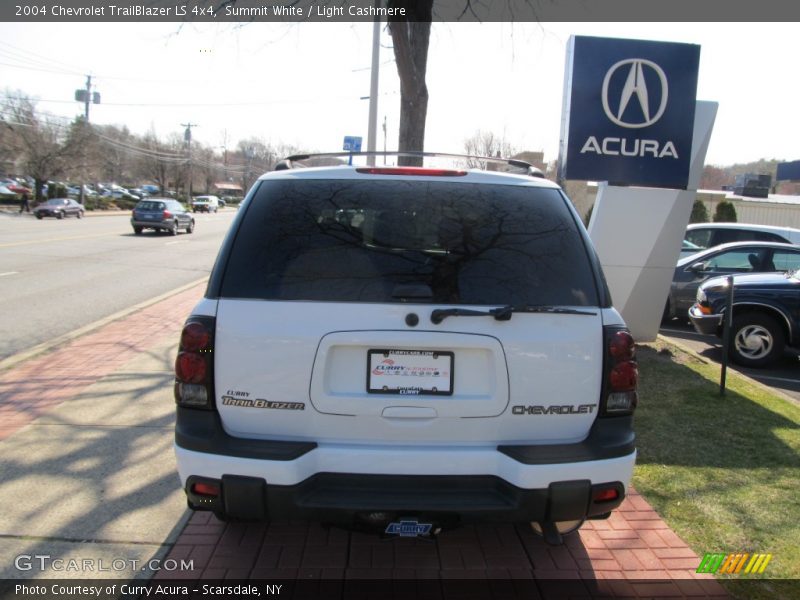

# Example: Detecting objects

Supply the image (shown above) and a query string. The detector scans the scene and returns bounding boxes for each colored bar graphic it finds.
[698,552,772,574]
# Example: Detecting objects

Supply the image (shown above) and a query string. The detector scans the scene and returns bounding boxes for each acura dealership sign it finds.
[559,36,700,189]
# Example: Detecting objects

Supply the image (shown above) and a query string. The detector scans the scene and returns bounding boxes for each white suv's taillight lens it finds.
[174,317,215,409]
[601,327,638,416]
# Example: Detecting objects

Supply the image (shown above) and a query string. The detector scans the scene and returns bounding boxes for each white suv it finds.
[191,195,220,213]
[173,154,638,544]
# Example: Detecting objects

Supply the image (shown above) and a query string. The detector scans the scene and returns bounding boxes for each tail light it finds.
[175,316,215,409]
[163,210,173,219]
[600,327,638,416]
[356,167,467,177]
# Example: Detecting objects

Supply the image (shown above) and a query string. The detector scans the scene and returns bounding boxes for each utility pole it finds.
[382,115,387,165]
[366,10,380,166]
[74,75,99,205]
[181,122,197,200]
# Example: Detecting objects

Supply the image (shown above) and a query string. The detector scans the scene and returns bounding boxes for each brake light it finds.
[191,482,220,497]
[356,167,467,177]
[601,326,638,416]
[163,210,172,219]
[592,487,620,503]
[181,322,211,352]
[176,352,207,383]
[608,330,635,361]
[174,317,215,409]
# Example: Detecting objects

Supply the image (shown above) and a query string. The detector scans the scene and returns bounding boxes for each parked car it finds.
[131,199,194,235]
[140,184,160,195]
[689,271,800,367]
[681,222,800,258]
[0,185,19,201]
[173,153,638,543]
[34,198,84,220]
[665,241,800,321]
[191,195,220,213]
[66,184,98,199]
[0,178,32,199]
[106,189,140,201]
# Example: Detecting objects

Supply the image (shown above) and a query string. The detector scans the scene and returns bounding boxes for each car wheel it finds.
[170,221,178,236]
[77,210,83,219]
[186,220,194,234]
[56,211,63,220]
[729,312,785,368]
[36,213,42,220]
[133,226,143,235]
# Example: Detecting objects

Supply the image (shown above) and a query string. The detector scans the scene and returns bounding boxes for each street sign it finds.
[343,136,363,152]
[559,36,700,189]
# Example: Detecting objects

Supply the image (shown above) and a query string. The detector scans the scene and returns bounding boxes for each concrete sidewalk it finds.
[0,283,729,596]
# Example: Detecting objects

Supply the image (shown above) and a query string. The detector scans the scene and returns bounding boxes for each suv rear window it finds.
[137,201,165,211]
[220,179,599,306]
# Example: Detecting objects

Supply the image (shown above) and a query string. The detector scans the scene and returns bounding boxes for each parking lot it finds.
[660,319,800,404]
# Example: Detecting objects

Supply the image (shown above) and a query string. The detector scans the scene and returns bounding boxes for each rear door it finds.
[213,174,606,445]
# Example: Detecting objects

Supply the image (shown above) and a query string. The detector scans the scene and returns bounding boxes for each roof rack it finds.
[273,151,545,178]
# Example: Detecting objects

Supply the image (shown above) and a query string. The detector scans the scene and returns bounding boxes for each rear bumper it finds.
[689,305,722,336]
[175,408,635,523]
[131,218,170,229]
[184,472,626,525]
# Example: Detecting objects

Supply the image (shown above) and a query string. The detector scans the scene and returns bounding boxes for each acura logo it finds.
[602,59,668,129]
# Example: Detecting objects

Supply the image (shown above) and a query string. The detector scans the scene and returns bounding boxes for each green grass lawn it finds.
[633,341,800,597]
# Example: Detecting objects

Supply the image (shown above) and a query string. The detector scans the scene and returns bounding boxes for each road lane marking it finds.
[165,240,185,245]
[0,232,118,248]
[0,271,19,277]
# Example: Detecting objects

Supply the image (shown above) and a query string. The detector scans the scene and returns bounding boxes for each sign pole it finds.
[719,275,735,395]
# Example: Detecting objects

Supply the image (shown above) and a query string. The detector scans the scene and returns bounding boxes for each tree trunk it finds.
[389,2,432,166]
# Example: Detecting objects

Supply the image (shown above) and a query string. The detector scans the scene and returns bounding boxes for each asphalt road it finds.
[660,318,800,403]
[0,208,236,361]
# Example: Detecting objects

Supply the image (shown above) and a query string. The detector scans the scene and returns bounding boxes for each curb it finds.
[656,334,800,407]
[0,276,208,373]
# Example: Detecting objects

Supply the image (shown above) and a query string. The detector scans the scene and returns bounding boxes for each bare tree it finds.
[388,1,432,166]
[463,130,516,168]
[1,93,90,201]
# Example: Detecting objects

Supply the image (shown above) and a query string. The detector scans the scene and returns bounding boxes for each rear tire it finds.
[36,214,42,220]
[729,312,785,368]
[56,211,63,220]
[133,226,143,235]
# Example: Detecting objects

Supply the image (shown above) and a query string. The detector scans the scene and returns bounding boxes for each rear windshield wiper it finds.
[430,305,596,324]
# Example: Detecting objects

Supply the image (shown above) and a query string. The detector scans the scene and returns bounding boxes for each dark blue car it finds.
[131,199,194,235]
[689,271,800,367]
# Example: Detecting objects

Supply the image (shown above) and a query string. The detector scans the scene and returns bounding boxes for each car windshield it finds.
[221,179,600,306]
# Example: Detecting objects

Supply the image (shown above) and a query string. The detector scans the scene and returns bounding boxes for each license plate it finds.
[367,349,454,396]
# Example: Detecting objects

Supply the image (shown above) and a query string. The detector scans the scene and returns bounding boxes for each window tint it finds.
[753,231,789,243]
[685,228,712,249]
[772,251,800,272]
[137,201,165,211]
[706,249,761,271]
[220,179,599,306]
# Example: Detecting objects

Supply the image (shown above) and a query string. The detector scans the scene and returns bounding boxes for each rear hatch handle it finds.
[430,305,596,324]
